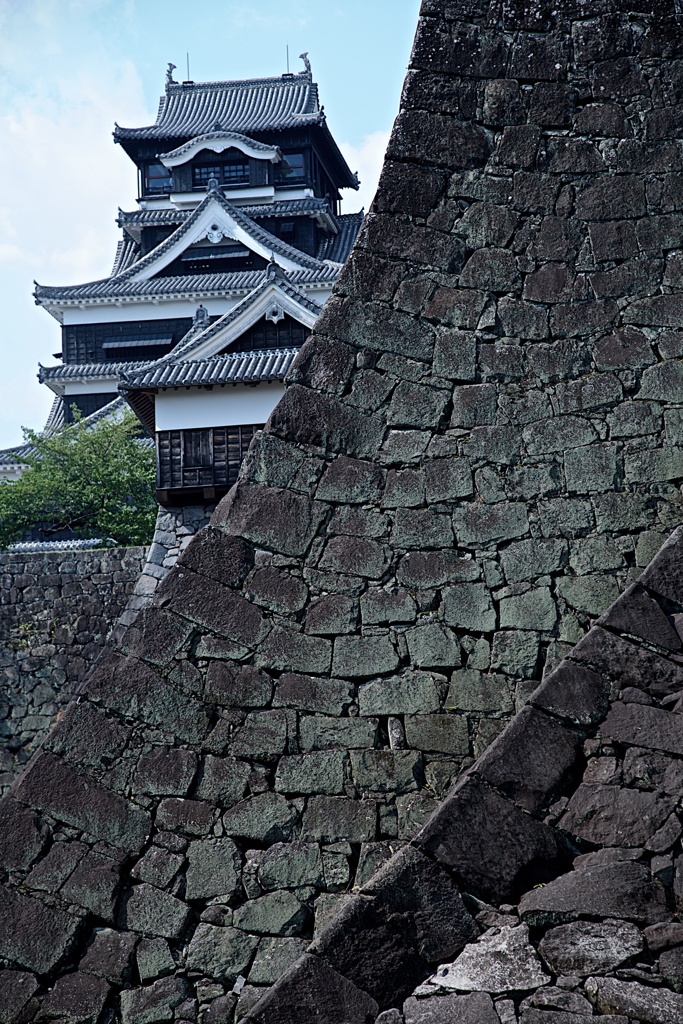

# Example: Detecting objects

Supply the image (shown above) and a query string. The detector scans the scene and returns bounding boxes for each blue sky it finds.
[0,0,421,448]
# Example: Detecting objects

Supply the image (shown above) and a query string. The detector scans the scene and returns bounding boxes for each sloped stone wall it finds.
[2,0,683,1019]
[0,547,146,795]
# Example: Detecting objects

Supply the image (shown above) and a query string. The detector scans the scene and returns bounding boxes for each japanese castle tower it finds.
[32,58,362,504]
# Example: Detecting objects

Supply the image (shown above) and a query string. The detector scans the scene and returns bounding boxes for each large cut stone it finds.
[247,954,378,1024]
[358,671,442,715]
[0,798,47,872]
[586,975,683,1024]
[434,925,549,993]
[559,784,674,847]
[121,883,190,940]
[415,775,567,904]
[185,838,241,900]
[38,972,110,1022]
[539,919,643,976]
[185,924,258,982]
[530,660,611,726]
[311,847,477,1009]
[233,890,308,936]
[222,792,299,844]
[403,992,500,1024]
[572,627,683,698]
[301,796,377,843]
[120,976,192,1024]
[0,885,80,974]
[519,862,670,927]
[600,701,683,755]
[258,842,324,890]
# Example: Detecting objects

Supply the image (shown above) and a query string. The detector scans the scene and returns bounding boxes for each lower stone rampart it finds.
[0,547,147,794]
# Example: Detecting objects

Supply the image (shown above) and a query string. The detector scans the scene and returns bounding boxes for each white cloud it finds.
[339,129,391,215]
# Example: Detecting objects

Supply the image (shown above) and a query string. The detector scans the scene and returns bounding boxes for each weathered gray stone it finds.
[381,468,426,507]
[121,883,190,940]
[229,710,288,762]
[454,503,529,548]
[490,631,539,678]
[258,843,324,890]
[222,792,299,844]
[392,508,454,548]
[331,633,398,677]
[387,380,449,429]
[442,583,496,632]
[501,538,567,583]
[404,714,469,755]
[461,425,521,464]
[499,588,556,631]
[446,670,513,713]
[319,535,389,579]
[436,925,549,993]
[186,923,258,982]
[565,444,619,493]
[359,671,442,715]
[360,588,416,625]
[233,890,308,935]
[524,415,598,455]
[601,701,683,756]
[248,937,310,985]
[405,622,461,669]
[120,976,192,1024]
[539,919,643,976]
[306,595,357,635]
[273,673,353,715]
[246,566,308,615]
[185,838,241,900]
[316,456,384,504]
[38,972,111,1022]
[556,574,620,615]
[404,992,500,1024]
[450,384,497,428]
[302,796,377,843]
[299,716,377,751]
[275,752,346,795]
[397,551,481,588]
[586,976,683,1024]
[560,783,674,847]
[350,749,422,793]
[247,953,378,1024]
[0,885,81,974]
[136,936,175,983]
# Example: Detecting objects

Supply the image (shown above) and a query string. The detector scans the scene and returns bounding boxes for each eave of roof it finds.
[121,345,297,391]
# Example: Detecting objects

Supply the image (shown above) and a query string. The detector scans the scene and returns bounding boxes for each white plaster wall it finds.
[154,382,285,430]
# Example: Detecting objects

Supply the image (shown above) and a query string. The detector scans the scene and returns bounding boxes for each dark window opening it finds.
[180,244,250,262]
[157,424,261,493]
[225,313,310,354]
[192,160,250,189]
[276,152,305,181]
[279,220,296,240]
[145,162,173,194]
[183,430,212,468]
[65,392,118,423]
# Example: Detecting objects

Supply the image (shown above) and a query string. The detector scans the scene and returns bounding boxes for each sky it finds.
[0,0,421,449]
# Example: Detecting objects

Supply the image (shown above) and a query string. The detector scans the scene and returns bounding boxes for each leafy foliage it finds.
[0,408,157,548]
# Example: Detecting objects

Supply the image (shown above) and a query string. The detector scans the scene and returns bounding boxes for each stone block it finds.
[538,497,594,537]
[573,626,683,699]
[205,663,273,709]
[592,491,655,533]
[600,701,683,756]
[0,797,47,872]
[223,793,299,844]
[501,538,567,583]
[358,671,442,716]
[131,846,182,891]
[0,885,81,974]
[61,850,120,920]
[397,551,481,589]
[442,583,496,632]
[14,752,150,855]
[586,976,683,1023]
[461,425,522,464]
[255,627,332,675]
[405,622,461,669]
[120,976,192,1024]
[134,747,197,800]
[299,716,377,751]
[565,444,619,493]
[415,775,566,904]
[499,587,556,631]
[246,953,378,1024]
[490,631,540,678]
[246,567,308,614]
[120,883,189,940]
[576,175,646,220]
[556,574,620,616]
[306,595,357,635]
[258,842,324,891]
[460,247,521,292]
[539,919,643,977]
[403,993,499,1024]
[275,752,346,796]
[381,468,426,507]
[301,796,377,843]
[523,415,597,455]
[316,456,384,505]
[404,714,468,756]
[136,937,174,982]
[229,710,288,763]
[176,527,253,588]
[186,924,258,982]
[424,458,473,502]
[625,446,683,484]
[446,670,513,714]
[311,847,477,1009]
[391,508,454,548]
[319,535,389,579]
[185,838,241,900]
[595,327,655,369]
[432,328,476,380]
[194,755,250,807]
[332,635,399,677]
[559,783,674,847]
[456,202,517,248]
[157,567,269,651]
[640,524,683,603]
[454,503,528,547]
[38,972,110,1022]
[450,384,497,428]
[474,706,582,813]
[387,381,449,429]
[531,661,611,726]
[350,749,422,793]
[79,928,138,982]
[273,673,353,716]
[233,890,308,936]
[520,862,669,927]
[360,589,416,625]
[609,400,661,437]
[271,384,385,457]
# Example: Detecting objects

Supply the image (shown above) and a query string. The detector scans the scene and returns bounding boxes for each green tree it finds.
[0,408,157,548]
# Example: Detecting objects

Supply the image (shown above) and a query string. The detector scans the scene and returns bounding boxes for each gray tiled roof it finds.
[114,74,323,141]
[111,235,141,276]
[117,197,334,233]
[316,211,364,264]
[34,263,337,304]
[36,191,330,306]
[39,361,151,384]
[121,346,297,390]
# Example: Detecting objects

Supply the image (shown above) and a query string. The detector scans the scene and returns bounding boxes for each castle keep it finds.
[3,0,683,1020]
